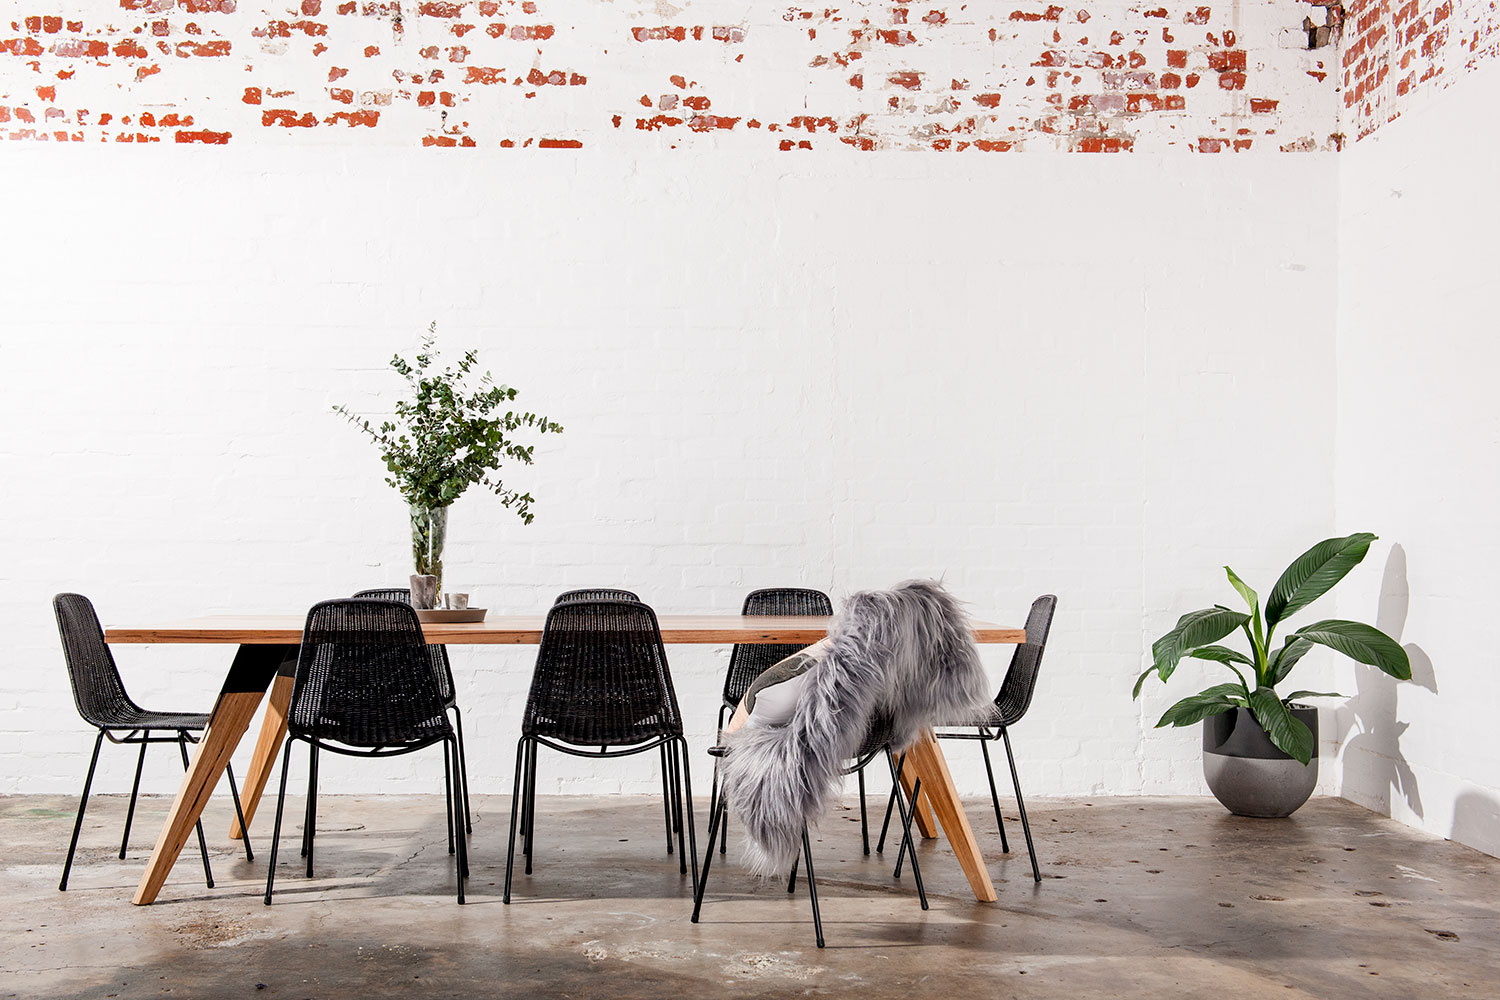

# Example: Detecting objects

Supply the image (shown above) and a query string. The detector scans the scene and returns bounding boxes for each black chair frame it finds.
[710,588,837,857]
[262,598,469,905]
[931,594,1058,883]
[264,729,468,904]
[53,592,252,893]
[60,726,252,892]
[352,588,473,836]
[505,597,697,903]
[692,742,928,948]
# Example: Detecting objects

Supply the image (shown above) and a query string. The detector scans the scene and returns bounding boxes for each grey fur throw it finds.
[718,579,992,876]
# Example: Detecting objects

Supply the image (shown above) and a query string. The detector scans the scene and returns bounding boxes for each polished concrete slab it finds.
[1,793,1495,999]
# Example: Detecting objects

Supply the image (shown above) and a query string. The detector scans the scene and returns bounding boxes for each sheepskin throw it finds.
[718,579,992,876]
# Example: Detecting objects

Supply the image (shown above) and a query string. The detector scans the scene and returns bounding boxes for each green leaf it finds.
[1292,619,1412,680]
[1264,533,1377,628]
[1247,689,1316,764]
[1155,684,1247,727]
[1225,565,1259,618]
[1186,645,1254,666]
[1132,664,1158,700]
[1150,607,1250,683]
[1266,637,1315,686]
[1284,690,1344,701]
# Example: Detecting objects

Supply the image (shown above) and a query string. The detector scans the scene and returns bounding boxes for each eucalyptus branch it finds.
[334,324,563,520]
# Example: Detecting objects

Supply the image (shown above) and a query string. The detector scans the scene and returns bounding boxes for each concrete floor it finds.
[1,793,1495,999]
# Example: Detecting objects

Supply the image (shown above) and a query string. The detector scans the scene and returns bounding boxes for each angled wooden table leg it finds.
[904,730,997,902]
[228,672,295,840]
[896,755,939,839]
[133,645,296,905]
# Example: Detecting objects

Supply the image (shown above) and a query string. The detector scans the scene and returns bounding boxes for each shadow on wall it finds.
[1452,791,1500,857]
[1339,544,1435,817]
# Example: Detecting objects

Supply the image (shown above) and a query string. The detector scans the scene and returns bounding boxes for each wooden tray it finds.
[416,608,488,624]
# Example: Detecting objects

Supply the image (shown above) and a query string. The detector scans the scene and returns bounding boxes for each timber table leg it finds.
[903,730,997,903]
[229,672,294,840]
[133,645,295,905]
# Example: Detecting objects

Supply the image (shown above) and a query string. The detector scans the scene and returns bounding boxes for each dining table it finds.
[103,613,1026,905]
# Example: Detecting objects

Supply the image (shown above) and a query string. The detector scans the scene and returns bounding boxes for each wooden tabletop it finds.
[104,614,1026,646]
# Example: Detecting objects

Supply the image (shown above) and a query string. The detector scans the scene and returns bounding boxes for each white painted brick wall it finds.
[1334,58,1500,858]
[0,146,1339,805]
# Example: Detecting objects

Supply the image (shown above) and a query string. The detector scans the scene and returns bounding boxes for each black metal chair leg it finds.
[304,742,320,877]
[524,737,539,874]
[787,856,798,893]
[690,797,726,923]
[899,780,929,911]
[59,730,105,892]
[119,731,149,859]
[876,751,905,853]
[801,827,825,948]
[178,733,214,889]
[894,777,917,878]
[1003,728,1041,882]
[857,766,870,855]
[678,739,700,895]
[670,742,688,874]
[301,742,318,859]
[884,754,929,909]
[449,736,467,901]
[443,739,456,856]
[453,707,473,835]
[224,763,254,862]
[979,731,1009,853]
[659,743,675,855]
[263,740,295,905]
[504,738,526,903]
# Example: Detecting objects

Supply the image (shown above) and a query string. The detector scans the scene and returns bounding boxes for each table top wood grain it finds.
[104,614,1026,646]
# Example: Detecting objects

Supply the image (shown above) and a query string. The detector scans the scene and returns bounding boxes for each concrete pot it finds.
[1202,706,1318,818]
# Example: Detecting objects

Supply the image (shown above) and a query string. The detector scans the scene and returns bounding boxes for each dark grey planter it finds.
[1202,706,1318,818]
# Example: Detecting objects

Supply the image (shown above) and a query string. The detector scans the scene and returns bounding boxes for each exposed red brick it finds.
[888,71,922,89]
[326,109,379,125]
[262,108,317,127]
[176,40,232,56]
[464,66,504,84]
[175,128,229,142]
[632,26,688,41]
[1184,6,1211,24]
[538,138,583,147]
[1249,97,1279,113]
[419,1,463,16]
[974,92,1003,107]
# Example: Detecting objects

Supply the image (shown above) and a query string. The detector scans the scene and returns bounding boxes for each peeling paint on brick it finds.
[3,0,1464,150]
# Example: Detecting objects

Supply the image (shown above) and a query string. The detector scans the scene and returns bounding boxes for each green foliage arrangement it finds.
[334,325,563,523]
[1134,533,1411,764]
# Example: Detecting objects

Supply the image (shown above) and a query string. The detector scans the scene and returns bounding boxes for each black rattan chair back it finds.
[289,599,451,749]
[352,587,456,705]
[523,599,682,746]
[993,595,1057,726]
[53,593,139,729]
[721,588,833,708]
[554,588,641,604]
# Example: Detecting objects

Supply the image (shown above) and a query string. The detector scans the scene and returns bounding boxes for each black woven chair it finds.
[547,588,687,858]
[554,588,640,604]
[263,599,468,904]
[709,588,835,856]
[691,717,928,949]
[934,595,1057,882]
[505,598,697,902]
[52,593,253,892]
[352,588,471,838]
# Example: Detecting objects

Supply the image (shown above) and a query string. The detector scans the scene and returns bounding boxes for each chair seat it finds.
[99,709,211,732]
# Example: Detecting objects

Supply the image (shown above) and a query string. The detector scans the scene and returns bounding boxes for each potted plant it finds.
[1134,532,1410,817]
[335,325,562,594]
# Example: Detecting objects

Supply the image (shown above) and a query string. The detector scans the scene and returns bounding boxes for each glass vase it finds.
[410,503,450,595]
